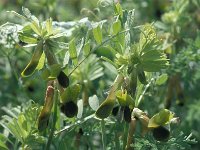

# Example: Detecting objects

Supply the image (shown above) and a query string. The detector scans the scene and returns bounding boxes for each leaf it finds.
[115,3,123,17]
[88,95,99,111]
[46,18,53,35]
[69,38,78,65]
[0,141,9,150]
[142,60,169,72]
[36,52,45,70]
[18,34,38,44]
[30,21,41,36]
[112,20,121,35]
[21,40,43,77]
[101,56,117,69]
[148,109,174,128]
[156,74,168,85]
[83,42,91,56]
[63,51,70,66]
[22,7,31,18]
[92,25,102,44]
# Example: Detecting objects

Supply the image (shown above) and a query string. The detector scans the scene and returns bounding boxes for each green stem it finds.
[123,123,129,150]
[7,55,19,81]
[45,85,58,150]
[136,78,154,107]
[101,119,106,150]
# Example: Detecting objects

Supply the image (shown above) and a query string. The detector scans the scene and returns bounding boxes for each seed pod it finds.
[21,40,43,77]
[139,115,149,136]
[95,99,115,119]
[152,126,170,141]
[38,85,54,131]
[126,117,137,150]
[128,68,137,97]
[57,71,70,88]
[61,101,78,118]
[137,64,147,85]
[38,112,50,132]
[124,106,132,123]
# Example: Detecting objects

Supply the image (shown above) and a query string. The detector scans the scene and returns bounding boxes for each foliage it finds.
[0,0,199,150]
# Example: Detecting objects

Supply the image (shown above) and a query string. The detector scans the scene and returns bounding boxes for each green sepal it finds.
[61,84,81,103]
[21,40,43,77]
[95,99,115,119]
[116,90,134,108]
[148,109,174,128]
[48,64,62,80]
[128,68,137,97]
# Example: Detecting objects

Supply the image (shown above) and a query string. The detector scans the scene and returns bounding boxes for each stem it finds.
[123,123,129,150]
[55,114,94,135]
[45,84,58,150]
[101,119,106,150]
[7,55,19,81]
[136,78,154,107]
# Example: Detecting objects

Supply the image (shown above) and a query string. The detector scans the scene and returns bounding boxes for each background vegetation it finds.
[0,0,200,150]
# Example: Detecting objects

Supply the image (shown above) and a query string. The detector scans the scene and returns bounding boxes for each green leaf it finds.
[112,20,121,35]
[30,21,41,36]
[83,42,91,56]
[148,109,174,128]
[101,56,117,69]
[142,60,169,72]
[141,50,164,61]
[46,18,53,35]
[93,25,102,44]
[0,141,9,150]
[22,7,31,18]
[115,3,123,17]
[21,40,43,77]
[61,84,81,103]
[36,52,45,70]
[69,38,78,65]
[156,74,168,85]
[18,34,38,44]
